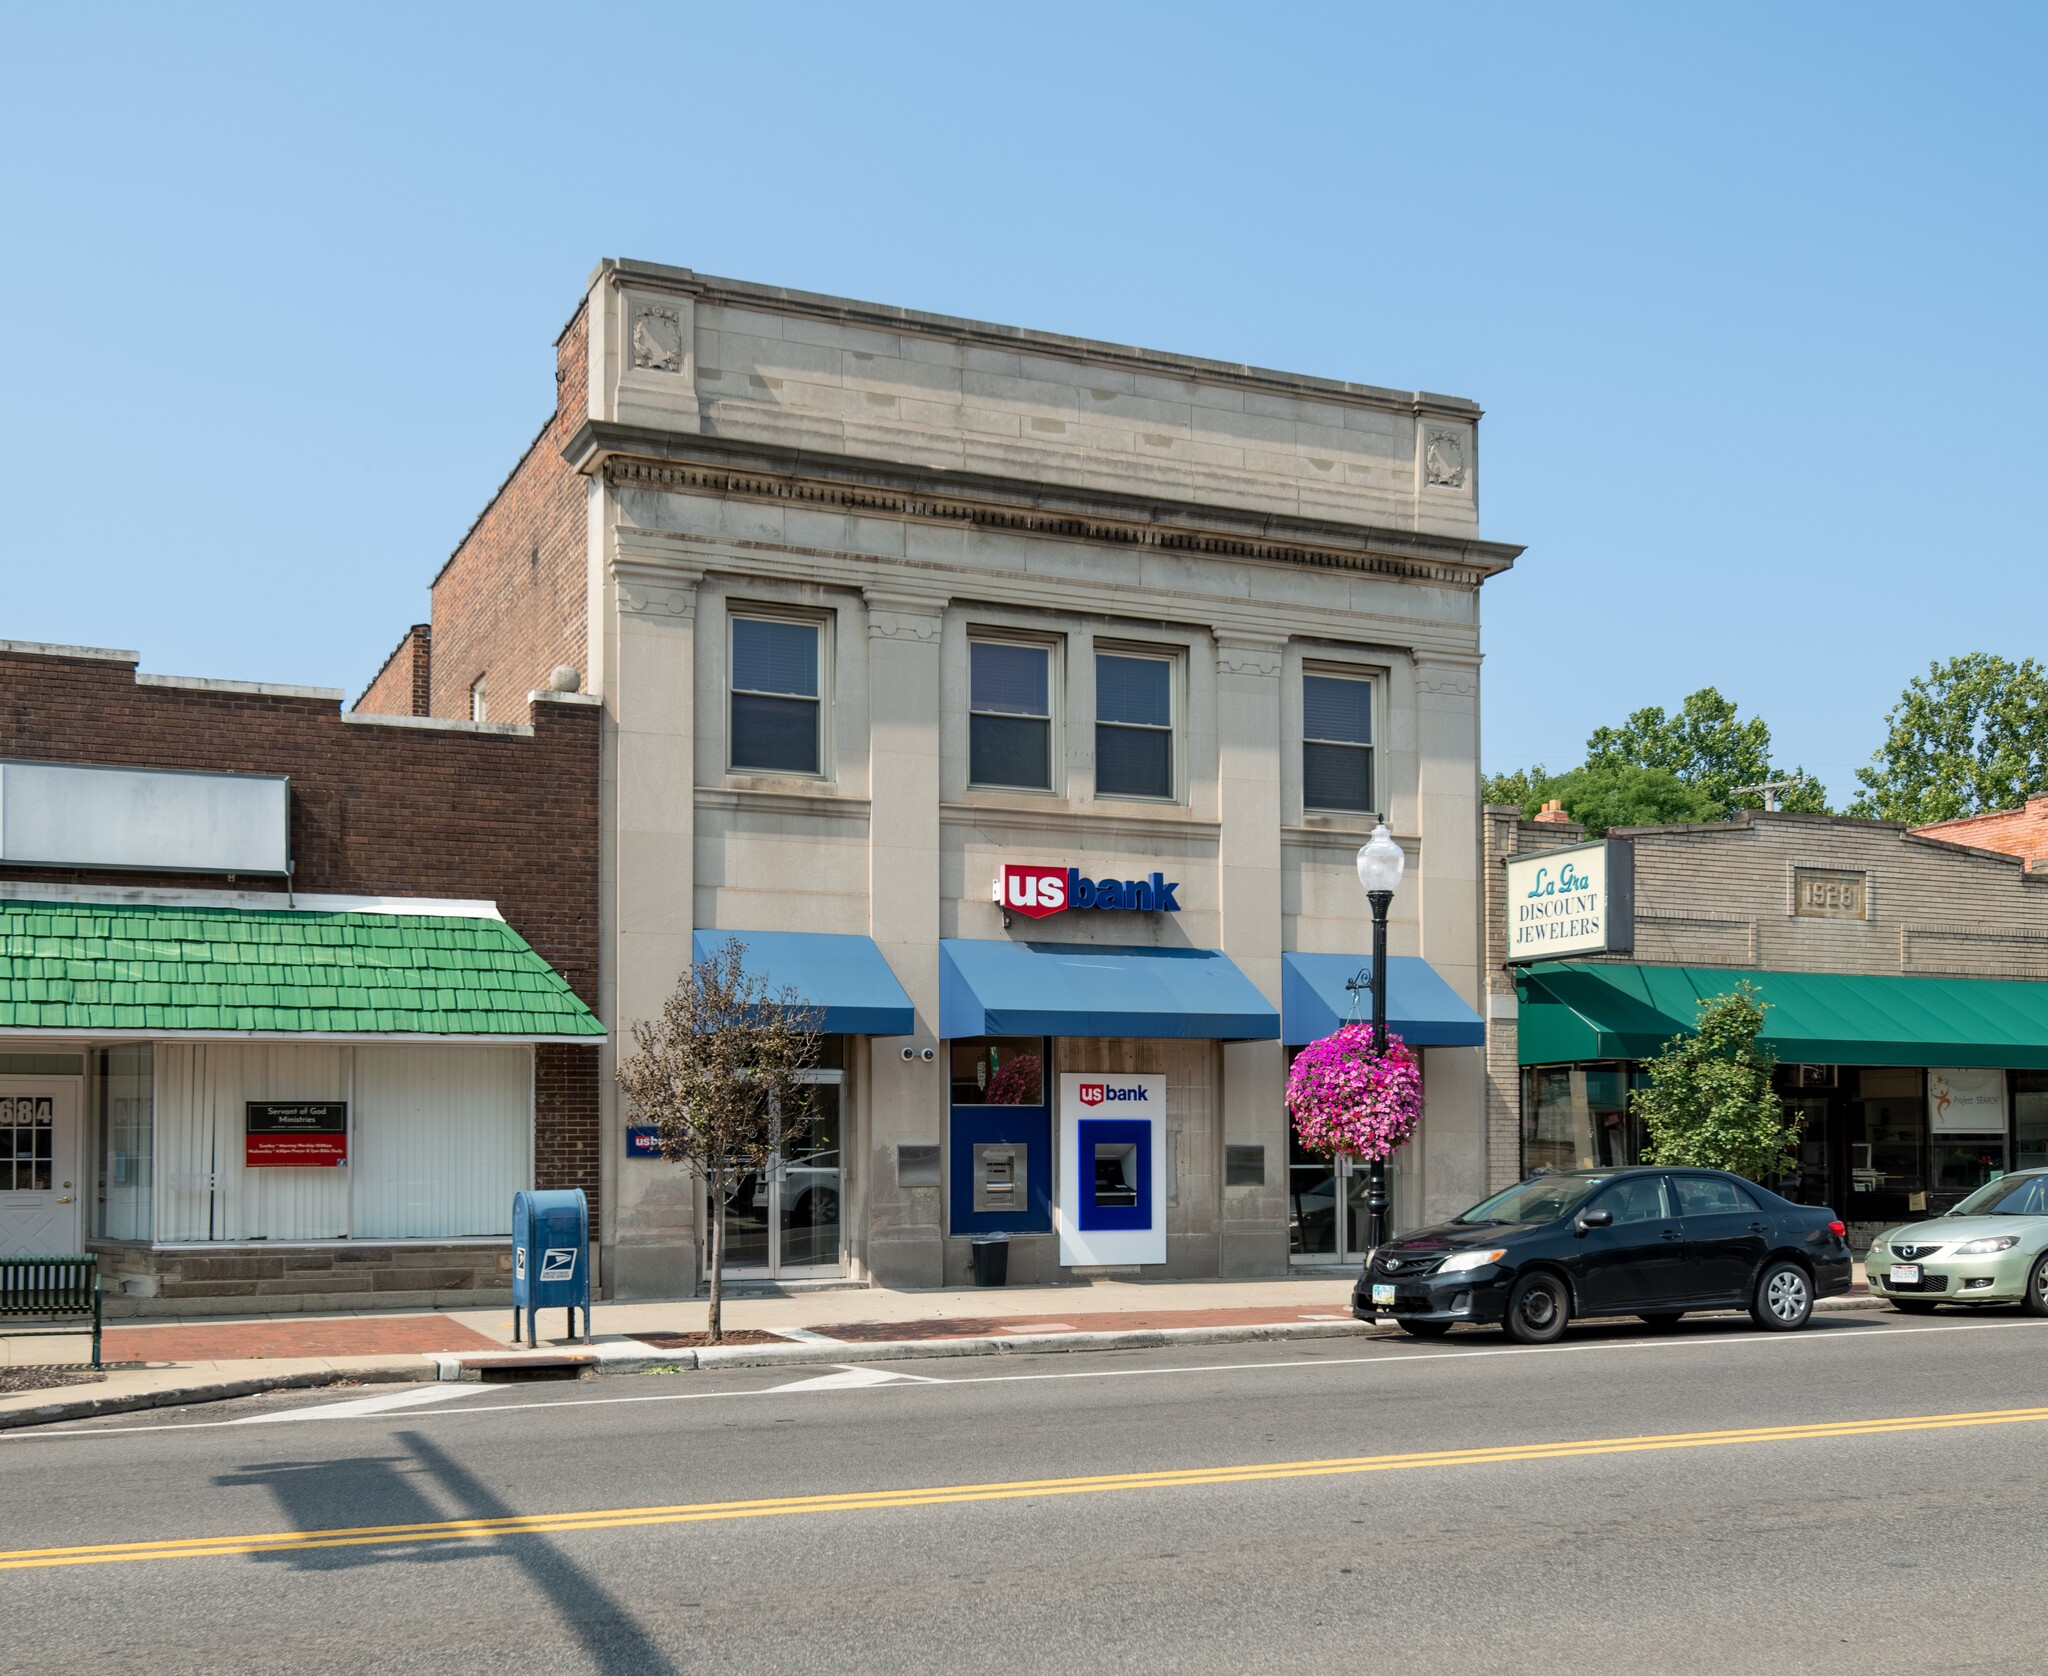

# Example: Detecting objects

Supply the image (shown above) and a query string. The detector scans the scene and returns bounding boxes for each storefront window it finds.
[2012,1073,2048,1173]
[1847,1067,1927,1219]
[96,1045,154,1242]
[1522,1064,1638,1173]
[949,1039,1044,1105]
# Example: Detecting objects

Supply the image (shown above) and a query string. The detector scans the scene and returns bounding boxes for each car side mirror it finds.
[1575,1208,1613,1235]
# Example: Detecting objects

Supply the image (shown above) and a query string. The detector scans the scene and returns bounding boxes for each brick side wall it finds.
[0,645,603,1229]
[355,623,432,717]
[425,303,590,719]
[1914,796,2048,872]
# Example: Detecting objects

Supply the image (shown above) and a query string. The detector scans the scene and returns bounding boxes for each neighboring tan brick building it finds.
[0,640,602,1312]
[1486,806,2048,1249]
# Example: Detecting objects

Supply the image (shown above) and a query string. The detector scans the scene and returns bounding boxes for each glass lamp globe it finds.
[1356,823,1405,895]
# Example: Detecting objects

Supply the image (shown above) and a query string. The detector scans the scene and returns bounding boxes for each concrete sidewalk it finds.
[0,1266,1879,1431]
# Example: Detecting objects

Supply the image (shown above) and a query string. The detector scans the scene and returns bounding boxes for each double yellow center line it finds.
[8,1403,2044,1572]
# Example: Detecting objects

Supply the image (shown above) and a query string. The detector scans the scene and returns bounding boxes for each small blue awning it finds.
[1280,952,1485,1048]
[940,940,1279,1041]
[692,929,915,1036]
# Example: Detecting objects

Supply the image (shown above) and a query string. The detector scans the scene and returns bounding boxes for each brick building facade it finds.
[1486,806,2048,1247]
[0,640,602,1311]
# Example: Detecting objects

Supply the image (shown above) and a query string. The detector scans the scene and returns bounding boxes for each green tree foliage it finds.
[1850,653,2048,825]
[1632,984,1803,1182]
[1484,760,1722,835]
[1587,686,1828,812]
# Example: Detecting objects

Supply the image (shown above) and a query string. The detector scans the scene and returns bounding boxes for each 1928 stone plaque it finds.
[1793,867,1867,920]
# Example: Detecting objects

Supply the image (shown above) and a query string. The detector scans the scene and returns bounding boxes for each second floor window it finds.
[730,615,821,775]
[469,677,487,724]
[1095,652,1173,800]
[969,640,1052,791]
[1303,672,1374,813]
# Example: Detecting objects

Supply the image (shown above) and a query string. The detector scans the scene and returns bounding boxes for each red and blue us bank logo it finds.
[1077,1082,1150,1105]
[995,863,1182,920]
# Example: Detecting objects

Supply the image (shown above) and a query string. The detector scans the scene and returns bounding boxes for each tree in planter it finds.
[614,937,821,1344]
[1631,983,1803,1182]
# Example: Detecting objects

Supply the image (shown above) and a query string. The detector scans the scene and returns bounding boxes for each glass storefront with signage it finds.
[1520,1057,2033,1247]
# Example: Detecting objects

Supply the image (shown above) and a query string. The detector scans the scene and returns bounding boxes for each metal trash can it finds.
[511,1187,591,1346]
[969,1234,1010,1288]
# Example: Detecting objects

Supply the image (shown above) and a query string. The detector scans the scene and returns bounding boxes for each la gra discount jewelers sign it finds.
[1505,839,1635,962]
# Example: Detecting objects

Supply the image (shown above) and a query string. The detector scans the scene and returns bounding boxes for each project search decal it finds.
[995,863,1181,920]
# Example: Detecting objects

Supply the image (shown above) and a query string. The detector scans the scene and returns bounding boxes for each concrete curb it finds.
[0,1365,425,1433]
[431,1318,1388,1380]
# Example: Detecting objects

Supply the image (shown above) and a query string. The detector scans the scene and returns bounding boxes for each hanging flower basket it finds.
[1286,1025,1423,1163]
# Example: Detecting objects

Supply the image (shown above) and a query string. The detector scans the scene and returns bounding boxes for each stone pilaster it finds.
[1215,633,1288,1275]
[605,557,701,1299]
[862,588,948,1288]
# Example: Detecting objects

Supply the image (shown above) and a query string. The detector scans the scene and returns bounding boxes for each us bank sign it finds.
[1505,839,1635,962]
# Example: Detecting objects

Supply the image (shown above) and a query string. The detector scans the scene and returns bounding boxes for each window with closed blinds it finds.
[731,616,822,774]
[970,640,1053,791]
[1096,653,1174,800]
[1303,673,1374,813]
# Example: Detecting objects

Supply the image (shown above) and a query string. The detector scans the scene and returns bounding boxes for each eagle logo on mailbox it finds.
[541,1248,578,1280]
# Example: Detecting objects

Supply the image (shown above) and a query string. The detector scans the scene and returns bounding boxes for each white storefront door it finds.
[0,1078,84,1256]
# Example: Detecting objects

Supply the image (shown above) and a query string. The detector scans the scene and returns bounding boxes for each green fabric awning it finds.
[0,900,605,1039]
[1517,961,2048,1069]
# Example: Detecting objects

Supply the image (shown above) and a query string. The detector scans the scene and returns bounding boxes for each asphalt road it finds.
[3,1310,2044,1675]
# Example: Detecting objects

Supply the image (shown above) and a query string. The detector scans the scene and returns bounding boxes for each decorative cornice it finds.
[573,424,1521,588]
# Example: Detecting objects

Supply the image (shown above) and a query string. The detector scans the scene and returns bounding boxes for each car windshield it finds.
[1947,1174,2048,1217]
[1454,1175,1609,1226]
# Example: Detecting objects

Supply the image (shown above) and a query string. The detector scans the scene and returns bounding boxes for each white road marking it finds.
[228,1383,495,1424]
[766,1365,945,1393]
[10,1318,2037,1440]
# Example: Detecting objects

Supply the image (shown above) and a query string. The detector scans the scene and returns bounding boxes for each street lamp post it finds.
[1355,822,1406,1252]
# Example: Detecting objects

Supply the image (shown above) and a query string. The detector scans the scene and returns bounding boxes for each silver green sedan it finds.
[1867,1169,2048,1314]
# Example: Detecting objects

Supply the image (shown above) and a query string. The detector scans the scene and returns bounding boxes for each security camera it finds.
[921,1047,936,1062]
[900,1046,916,1061]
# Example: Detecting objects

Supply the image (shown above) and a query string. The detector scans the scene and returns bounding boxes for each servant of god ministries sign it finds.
[1505,840,1636,962]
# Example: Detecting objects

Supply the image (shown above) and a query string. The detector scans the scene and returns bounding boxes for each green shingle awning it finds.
[0,900,604,1040]
[1518,961,2048,1069]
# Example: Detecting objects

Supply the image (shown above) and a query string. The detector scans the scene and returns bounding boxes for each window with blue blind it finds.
[1302,672,1374,813]
[1095,652,1174,801]
[970,640,1053,791]
[731,616,822,775]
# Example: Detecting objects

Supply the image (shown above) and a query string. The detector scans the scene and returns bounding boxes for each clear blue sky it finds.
[5,4,2041,803]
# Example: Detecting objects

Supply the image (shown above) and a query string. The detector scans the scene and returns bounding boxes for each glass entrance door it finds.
[1288,1134,1375,1264]
[713,1077,844,1279]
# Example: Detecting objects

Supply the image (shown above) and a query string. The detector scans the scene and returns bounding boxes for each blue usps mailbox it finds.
[511,1188,590,1347]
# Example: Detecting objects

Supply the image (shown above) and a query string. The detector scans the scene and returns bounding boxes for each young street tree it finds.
[614,937,821,1344]
[1632,984,1802,1183]
[1851,652,2048,825]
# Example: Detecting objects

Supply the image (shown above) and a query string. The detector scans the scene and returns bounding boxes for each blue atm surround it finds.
[1077,1118,1152,1232]
[948,1105,1053,1235]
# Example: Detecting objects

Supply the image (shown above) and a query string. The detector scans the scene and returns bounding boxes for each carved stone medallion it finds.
[1424,430,1467,490]
[630,305,683,373]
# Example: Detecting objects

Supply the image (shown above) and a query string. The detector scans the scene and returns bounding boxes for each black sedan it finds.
[1351,1166,1854,1343]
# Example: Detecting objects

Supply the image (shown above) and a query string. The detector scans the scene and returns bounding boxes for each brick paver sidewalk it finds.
[102,1314,504,1364]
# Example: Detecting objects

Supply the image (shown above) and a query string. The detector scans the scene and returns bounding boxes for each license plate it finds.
[1889,1264,1921,1286]
[1371,1283,1396,1307]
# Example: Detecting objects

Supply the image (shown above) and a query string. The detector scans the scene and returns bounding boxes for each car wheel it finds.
[1398,1319,1454,1339]
[1502,1272,1569,1345]
[2023,1252,2048,1319]
[1890,1298,1939,1315]
[1638,1312,1685,1330]
[1751,1260,1813,1331]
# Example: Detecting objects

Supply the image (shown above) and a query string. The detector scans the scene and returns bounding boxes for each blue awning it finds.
[940,940,1279,1041]
[1280,952,1485,1047]
[692,929,915,1036]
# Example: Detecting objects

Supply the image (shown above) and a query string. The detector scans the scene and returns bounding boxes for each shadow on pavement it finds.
[216,1434,680,1676]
